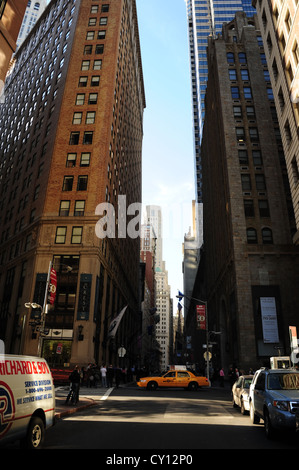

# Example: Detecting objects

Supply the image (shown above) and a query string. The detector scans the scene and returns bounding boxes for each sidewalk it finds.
[54,385,115,419]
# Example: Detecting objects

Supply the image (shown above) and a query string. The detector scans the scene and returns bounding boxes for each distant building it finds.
[0,0,27,100]
[17,0,48,48]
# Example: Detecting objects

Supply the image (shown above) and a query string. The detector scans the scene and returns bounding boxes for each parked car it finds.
[137,369,209,390]
[232,375,253,414]
[249,368,299,438]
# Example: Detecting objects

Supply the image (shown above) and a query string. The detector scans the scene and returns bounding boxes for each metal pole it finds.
[38,260,52,357]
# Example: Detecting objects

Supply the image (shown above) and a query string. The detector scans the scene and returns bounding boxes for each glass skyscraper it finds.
[185,0,255,203]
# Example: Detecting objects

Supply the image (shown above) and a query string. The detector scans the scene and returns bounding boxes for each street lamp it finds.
[176,291,219,384]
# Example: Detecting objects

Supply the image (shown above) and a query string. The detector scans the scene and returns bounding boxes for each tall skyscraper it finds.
[185,0,256,204]
[0,0,145,368]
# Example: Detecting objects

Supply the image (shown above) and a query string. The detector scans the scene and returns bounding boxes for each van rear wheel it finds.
[22,416,45,449]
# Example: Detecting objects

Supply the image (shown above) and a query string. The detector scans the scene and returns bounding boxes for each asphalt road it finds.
[42,385,299,452]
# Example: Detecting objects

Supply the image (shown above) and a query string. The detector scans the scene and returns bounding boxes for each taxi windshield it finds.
[267,372,299,390]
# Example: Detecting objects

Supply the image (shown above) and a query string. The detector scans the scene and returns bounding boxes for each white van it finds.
[0,355,55,448]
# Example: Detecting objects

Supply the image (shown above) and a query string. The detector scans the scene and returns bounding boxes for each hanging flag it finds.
[177,291,184,301]
[108,305,128,339]
[177,302,182,312]
[48,268,57,305]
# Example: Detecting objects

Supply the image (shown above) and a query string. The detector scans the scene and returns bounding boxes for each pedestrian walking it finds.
[219,367,225,387]
[100,365,107,387]
[107,364,114,387]
[65,365,81,405]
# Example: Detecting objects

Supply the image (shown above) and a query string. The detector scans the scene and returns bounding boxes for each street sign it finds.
[118,347,126,357]
[203,351,212,361]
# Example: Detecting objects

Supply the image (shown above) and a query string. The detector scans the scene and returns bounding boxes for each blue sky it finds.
[136,0,195,301]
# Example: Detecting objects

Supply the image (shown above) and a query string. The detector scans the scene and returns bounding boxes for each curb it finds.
[55,397,98,419]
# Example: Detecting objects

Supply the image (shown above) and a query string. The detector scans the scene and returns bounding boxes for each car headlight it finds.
[273,400,290,412]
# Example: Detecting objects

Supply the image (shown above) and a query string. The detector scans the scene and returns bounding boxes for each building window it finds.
[86,111,96,124]
[84,45,93,55]
[241,174,251,191]
[252,150,263,166]
[59,200,70,216]
[66,153,76,167]
[93,59,102,70]
[69,132,80,145]
[244,199,254,217]
[238,52,247,64]
[227,52,234,63]
[88,18,97,26]
[243,87,252,99]
[262,227,273,244]
[77,175,88,191]
[83,131,93,144]
[249,128,259,142]
[255,174,266,191]
[72,112,82,124]
[76,94,85,105]
[240,69,249,81]
[91,76,100,86]
[238,150,248,165]
[81,60,90,71]
[99,17,108,25]
[258,200,270,217]
[55,227,67,244]
[88,93,98,104]
[80,152,91,166]
[229,69,237,80]
[62,176,74,191]
[78,76,88,87]
[101,4,109,12]
[233,106,242,118]
[71,226,83,244]
[231,87,240,99]
[291,156,299,185]
[246,106,255,118]
[74,200,85,216]
[247,228,257,244]
[236,127,245,142]
[98,31,106,40]
[86,31,95,40]
[95,44,104,54]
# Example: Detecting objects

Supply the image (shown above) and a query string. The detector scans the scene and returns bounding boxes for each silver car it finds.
[232,375,253,414]
[249,368,299,438]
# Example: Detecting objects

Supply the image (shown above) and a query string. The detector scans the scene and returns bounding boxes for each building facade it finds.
[187,12,299,373]
[252,0,299,244]
[0,0,145,369]
[17,0,48,48]
[184,0,256,204]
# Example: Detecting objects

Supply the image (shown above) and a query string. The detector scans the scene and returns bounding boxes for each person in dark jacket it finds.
[65,365,81,405]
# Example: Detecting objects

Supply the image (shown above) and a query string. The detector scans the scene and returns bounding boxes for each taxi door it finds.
[176,371,191,387]
[161,371,176,387]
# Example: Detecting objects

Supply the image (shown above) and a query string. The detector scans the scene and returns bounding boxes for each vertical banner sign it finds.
[260,297,279,343]
[196,305,206,330]
[289,326,299,366]
[48,268,57,305]
[32,273,47,319]
[77,274,92,320]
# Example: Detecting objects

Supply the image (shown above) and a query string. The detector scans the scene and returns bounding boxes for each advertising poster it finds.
[260,297,279,343]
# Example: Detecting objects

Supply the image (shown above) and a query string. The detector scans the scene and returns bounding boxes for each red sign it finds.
[196,305,206,330]
[48,268,57,305]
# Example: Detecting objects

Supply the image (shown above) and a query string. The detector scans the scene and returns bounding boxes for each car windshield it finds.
[267,372,299,390]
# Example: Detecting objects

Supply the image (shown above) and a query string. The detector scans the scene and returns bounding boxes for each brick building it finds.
[0,0,145,369]
[186,12,299,373]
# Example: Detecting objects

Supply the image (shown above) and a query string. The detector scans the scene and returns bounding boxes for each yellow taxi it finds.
[137,369,209,391]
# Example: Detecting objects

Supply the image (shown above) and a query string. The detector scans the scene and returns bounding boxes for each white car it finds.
[0,354,55,448]
[232,375,253,414]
